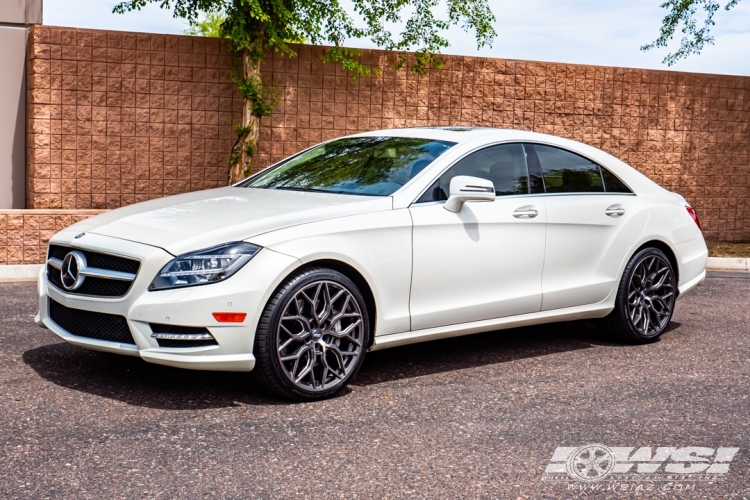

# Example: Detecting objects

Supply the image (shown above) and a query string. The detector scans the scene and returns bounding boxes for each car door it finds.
[408,143,547,331]
[527,143,649,311]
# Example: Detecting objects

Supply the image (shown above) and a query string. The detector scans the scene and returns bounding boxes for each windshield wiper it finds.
[273,186,379,197]
[273,186,333,193]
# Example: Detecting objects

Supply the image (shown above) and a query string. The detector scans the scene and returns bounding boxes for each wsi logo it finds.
[543,445,739,483]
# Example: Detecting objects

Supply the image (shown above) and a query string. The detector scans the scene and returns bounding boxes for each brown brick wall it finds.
[26,26,750,242]
[26,26,242,210]
[0,210,104,264]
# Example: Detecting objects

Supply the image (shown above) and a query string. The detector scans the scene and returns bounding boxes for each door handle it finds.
[513,206,538,218]
[605,205,626,217]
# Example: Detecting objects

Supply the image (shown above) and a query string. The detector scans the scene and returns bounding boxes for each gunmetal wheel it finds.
[252,267,370,401]
[626,253,675,337]
[601,247,677,343]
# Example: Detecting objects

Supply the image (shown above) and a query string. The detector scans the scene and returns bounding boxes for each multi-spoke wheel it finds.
[251,267,370,401]
[601,247,677,343]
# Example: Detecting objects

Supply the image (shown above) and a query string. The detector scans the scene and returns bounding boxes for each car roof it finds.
[352,126,559,145]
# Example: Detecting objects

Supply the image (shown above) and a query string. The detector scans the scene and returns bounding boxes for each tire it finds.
[601,247,677,344]
[251,267,370,401]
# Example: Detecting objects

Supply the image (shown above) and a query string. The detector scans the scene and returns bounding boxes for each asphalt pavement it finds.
[1,271,748,499]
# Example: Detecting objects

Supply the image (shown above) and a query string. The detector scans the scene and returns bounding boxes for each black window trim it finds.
[522,141,636,196]
[410,140,543,205]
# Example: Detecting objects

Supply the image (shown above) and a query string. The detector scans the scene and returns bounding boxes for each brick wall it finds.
[0,210,104,264]
[26,26,750,242]
[26,26,242,210]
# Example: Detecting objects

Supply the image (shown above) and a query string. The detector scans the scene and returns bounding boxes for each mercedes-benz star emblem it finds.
[61,251,87,290]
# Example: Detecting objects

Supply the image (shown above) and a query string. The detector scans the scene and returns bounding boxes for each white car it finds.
[36,127,707,400]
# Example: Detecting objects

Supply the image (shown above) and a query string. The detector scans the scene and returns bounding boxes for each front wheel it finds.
[601,247,677,343]
[251,267,370,401]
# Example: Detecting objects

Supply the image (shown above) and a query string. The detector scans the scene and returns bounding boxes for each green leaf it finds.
[642,0,742,65]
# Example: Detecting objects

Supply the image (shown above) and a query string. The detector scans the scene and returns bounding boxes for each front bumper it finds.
[36,230,301,372]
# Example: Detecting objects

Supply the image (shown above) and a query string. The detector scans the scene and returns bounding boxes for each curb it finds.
[0,258,748,283]
[0,264,43,282]
[706,257,749,271]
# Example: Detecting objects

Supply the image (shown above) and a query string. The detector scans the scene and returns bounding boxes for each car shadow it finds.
[22,320,680,410]
[357,320,680,386]
[357,320,602,386]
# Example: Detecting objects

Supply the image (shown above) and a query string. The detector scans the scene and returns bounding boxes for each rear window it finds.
[601,167,633,193]
[533,144,604,193]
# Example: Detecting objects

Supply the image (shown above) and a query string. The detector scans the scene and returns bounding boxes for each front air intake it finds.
[48,299,135,344]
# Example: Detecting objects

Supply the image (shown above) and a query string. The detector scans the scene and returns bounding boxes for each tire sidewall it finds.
[257,268,371,401]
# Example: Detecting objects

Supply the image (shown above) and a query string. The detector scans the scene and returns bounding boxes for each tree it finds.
[114,0,497,183]
[642,0,742,66]
[183,11,225,37]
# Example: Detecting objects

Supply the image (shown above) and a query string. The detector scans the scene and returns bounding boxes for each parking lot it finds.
[1,271,748,498]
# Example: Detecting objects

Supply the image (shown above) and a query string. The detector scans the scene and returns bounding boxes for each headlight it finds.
[149,242,261,291]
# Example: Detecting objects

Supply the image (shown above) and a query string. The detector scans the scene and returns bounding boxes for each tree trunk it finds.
[228,52,262,184]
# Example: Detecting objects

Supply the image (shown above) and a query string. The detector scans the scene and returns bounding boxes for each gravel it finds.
[1,271,748,499]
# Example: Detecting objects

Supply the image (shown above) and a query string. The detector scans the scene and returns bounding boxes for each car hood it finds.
[71,187,393,255]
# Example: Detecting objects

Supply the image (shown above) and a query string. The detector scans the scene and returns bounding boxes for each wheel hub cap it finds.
[311,328,323,341]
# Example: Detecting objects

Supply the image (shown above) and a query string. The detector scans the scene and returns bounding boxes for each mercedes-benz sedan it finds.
[36,127,707,400]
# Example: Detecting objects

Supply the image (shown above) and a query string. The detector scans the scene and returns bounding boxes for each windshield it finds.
[240,136,455,196]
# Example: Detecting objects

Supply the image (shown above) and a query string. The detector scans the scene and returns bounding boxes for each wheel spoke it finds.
[280,343,312,363]
[647,268,669,291]
[329,296,352,324]
[323,344,346,378]
[278,337,295,352]
[279,319,311,340]
[328,319,363,346]
[317,283,332,323]
[642,306,651,333]
[294,353,315,384]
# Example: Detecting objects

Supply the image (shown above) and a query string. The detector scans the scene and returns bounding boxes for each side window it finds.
[417,144,530,202]
[601,167,633,193]
[532,144,604,193]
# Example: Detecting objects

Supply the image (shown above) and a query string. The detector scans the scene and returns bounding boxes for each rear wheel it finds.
[251,267,370,401]
[601,247,677,343]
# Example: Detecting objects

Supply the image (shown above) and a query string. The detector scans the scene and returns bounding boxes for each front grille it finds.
[47,245,140,298]
[48,245,140,274]
[150,323,218,348]
[49,299,135,345]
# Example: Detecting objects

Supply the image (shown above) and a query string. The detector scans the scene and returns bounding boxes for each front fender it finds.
[250,209,413,336]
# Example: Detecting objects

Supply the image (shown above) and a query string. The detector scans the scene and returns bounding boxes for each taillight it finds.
[686,206,701,229]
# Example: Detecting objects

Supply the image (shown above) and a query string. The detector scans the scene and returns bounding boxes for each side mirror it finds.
[443,175,496,213]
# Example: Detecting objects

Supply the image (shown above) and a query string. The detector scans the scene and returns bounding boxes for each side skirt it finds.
[370,303,613,351]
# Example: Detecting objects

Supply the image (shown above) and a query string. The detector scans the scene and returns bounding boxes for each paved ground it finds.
[1,272,748,499]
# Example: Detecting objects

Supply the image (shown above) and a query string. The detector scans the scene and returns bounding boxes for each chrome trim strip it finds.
[79,267,136,281]
[150,333,214,341]
[46,258,135,281]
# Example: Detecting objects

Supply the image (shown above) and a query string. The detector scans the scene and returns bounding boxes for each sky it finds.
[44,0,750,76]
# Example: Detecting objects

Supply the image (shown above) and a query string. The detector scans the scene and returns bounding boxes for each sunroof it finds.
[416,126,479,132]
